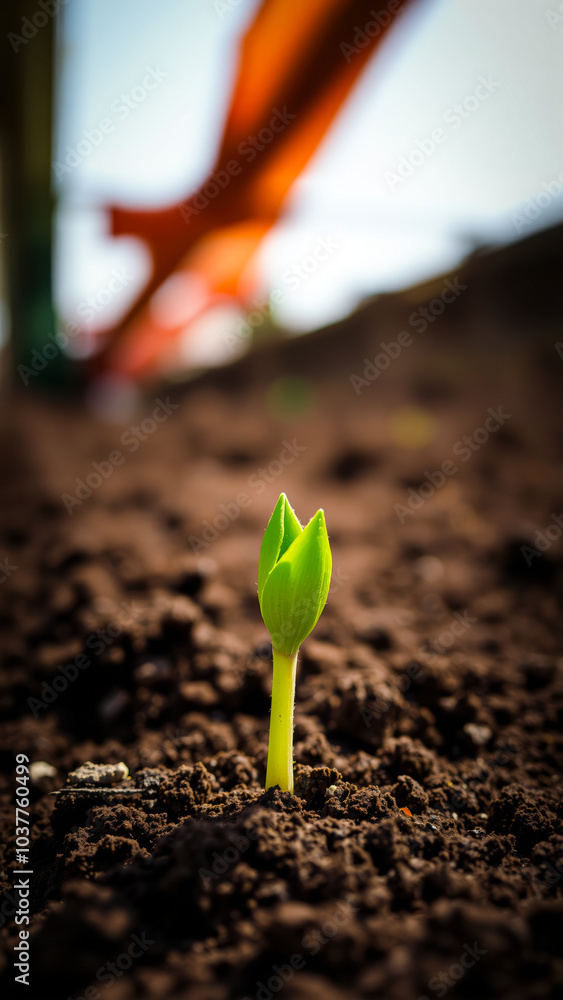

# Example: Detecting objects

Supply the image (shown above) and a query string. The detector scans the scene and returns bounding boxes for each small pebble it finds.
[414,555,444,582]
[464,723,493,747]
[134,769,163,793]
[29,761,57,785]
[67,761,129,786]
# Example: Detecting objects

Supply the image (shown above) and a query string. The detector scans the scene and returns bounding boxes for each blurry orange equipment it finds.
[101,0,414,376]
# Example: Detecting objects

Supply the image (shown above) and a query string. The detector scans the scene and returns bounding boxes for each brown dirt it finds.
[0,317,562,1000]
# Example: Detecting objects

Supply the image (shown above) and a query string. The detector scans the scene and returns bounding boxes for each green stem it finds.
[265,648,298,793]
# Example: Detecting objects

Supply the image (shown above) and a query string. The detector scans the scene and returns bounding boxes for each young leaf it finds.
[260,508,332,655]
[259,495,332,792]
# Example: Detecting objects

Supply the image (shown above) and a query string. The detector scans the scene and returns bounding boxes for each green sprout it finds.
[258,493,332,793]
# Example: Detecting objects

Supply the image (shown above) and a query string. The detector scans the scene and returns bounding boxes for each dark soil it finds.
[1,308,563,999]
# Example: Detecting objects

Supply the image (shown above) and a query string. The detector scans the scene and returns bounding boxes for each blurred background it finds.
[1,0,563,406]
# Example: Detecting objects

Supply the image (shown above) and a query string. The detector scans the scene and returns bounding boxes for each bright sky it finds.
[54,0,563,338]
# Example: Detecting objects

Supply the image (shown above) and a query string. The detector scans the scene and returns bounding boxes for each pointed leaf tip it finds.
[258,497,332,655]
[257,494,283,602]
[257,493,302,603]
[280,494,302,560]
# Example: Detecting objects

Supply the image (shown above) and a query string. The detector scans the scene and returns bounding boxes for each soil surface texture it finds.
[1,320,562,1000]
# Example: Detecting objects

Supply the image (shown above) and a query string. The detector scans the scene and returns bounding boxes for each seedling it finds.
[258,493,332,792]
